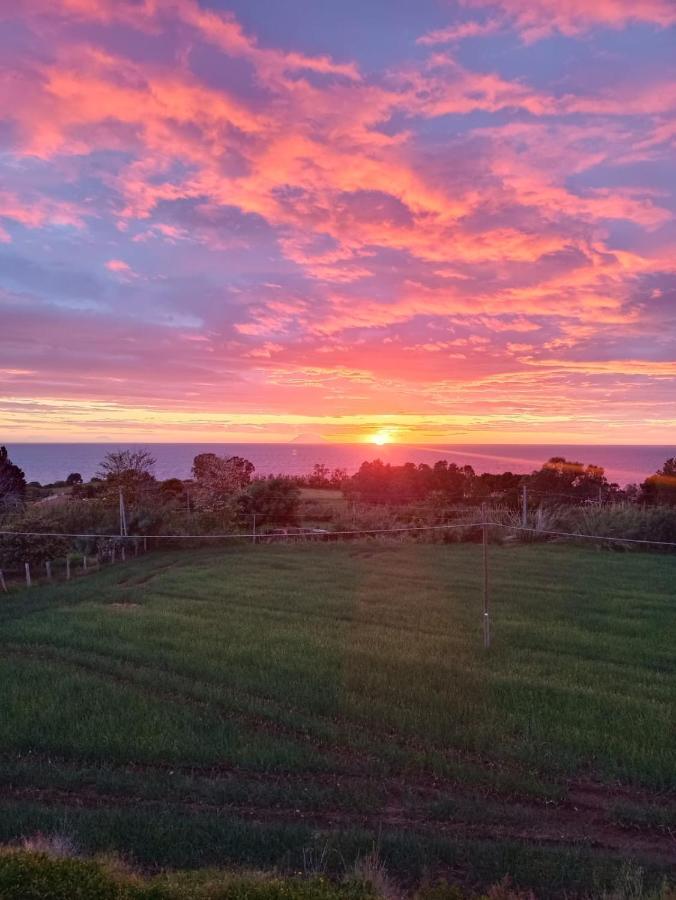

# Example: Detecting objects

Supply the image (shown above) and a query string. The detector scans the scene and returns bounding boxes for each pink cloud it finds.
[105,259,132,274]
[461,0,676,41]
[0,1,673,441]
[417,18,502,45]
[0,190,86,230]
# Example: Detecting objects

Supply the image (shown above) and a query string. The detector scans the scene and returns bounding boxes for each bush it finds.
[550,503,676,548]
[245,477,301,526]
[0,851,120,900]
[0,848,378,900]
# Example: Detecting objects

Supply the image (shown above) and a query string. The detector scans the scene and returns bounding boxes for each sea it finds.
[4,444,673,488]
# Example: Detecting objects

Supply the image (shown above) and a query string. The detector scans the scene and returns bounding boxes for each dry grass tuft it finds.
[19,832,79,858]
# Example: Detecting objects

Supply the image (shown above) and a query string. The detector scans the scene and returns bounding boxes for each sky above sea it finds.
[0,1,674,444]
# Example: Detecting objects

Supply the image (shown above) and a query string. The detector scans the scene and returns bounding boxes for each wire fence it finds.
[1,518,674,651]
[1,517,674,592]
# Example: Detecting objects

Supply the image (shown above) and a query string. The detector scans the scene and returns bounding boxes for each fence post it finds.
[134,540,139,557]
[111,545,116,564]
[45,560,53,582]
[0,569,7,593]
[66,554,71,580]
[121,544,126,562]
[252,512,257,545]
[83,554,88,572]
[482,503,490,649]
[25,562,31,588]
[143,536,147,553]
[119,489,128,537]
[521,484,528,528]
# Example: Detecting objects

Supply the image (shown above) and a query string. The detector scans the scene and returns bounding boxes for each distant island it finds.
[290,433,329,443]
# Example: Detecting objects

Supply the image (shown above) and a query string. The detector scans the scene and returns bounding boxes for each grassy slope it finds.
[0,541,674,896]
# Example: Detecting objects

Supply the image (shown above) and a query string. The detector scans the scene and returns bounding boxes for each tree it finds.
[191,453,255,512]
[160,478,185,499]
[641,457,676,506]
[329,468,348,488]
[0,446,26,511]
[243,477,300,525]
[346,458,476,504]
[525,457,620,504]
[95,449,157,501]
[308,463,331,488]
[66,472,83,486]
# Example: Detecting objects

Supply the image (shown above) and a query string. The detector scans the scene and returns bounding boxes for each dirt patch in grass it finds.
[1,778,675,867]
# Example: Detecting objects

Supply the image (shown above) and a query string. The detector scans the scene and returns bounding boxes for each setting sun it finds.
[370,430,393,446]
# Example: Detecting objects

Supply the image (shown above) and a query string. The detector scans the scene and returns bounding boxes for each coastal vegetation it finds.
[0,447,675,575]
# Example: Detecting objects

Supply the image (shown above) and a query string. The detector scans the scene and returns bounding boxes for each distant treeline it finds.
[297,455,676,507]
[4,448,676,509]
[1,446,675,570]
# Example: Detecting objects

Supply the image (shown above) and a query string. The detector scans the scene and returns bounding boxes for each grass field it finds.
[0,541,674,897]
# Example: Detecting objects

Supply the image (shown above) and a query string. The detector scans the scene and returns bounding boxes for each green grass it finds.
[0,541,674,897]
[0,849,376,900]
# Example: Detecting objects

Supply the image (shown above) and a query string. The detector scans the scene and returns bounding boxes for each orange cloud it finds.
[521,358,676,376]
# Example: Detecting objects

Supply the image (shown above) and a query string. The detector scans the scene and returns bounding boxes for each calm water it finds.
[5,443,673,487]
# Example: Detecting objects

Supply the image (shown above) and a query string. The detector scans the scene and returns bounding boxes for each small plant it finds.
[20,832,79,859]
[352,851,401,900]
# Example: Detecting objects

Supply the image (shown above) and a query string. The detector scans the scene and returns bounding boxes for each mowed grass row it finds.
[0,541,674,894]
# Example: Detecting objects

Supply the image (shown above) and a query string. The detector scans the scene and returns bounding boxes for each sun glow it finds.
[370,429,393,445]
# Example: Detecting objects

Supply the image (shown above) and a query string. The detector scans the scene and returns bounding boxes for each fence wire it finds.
[1,521,675,547]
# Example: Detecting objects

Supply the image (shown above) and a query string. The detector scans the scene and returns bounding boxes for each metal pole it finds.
[521,484,528,528]
[482,503,490,649]
[25,562,31,588]
[119,490,128,537]
[45,560,52,582]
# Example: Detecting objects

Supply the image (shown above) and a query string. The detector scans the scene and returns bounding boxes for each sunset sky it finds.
[1,0,675,443]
